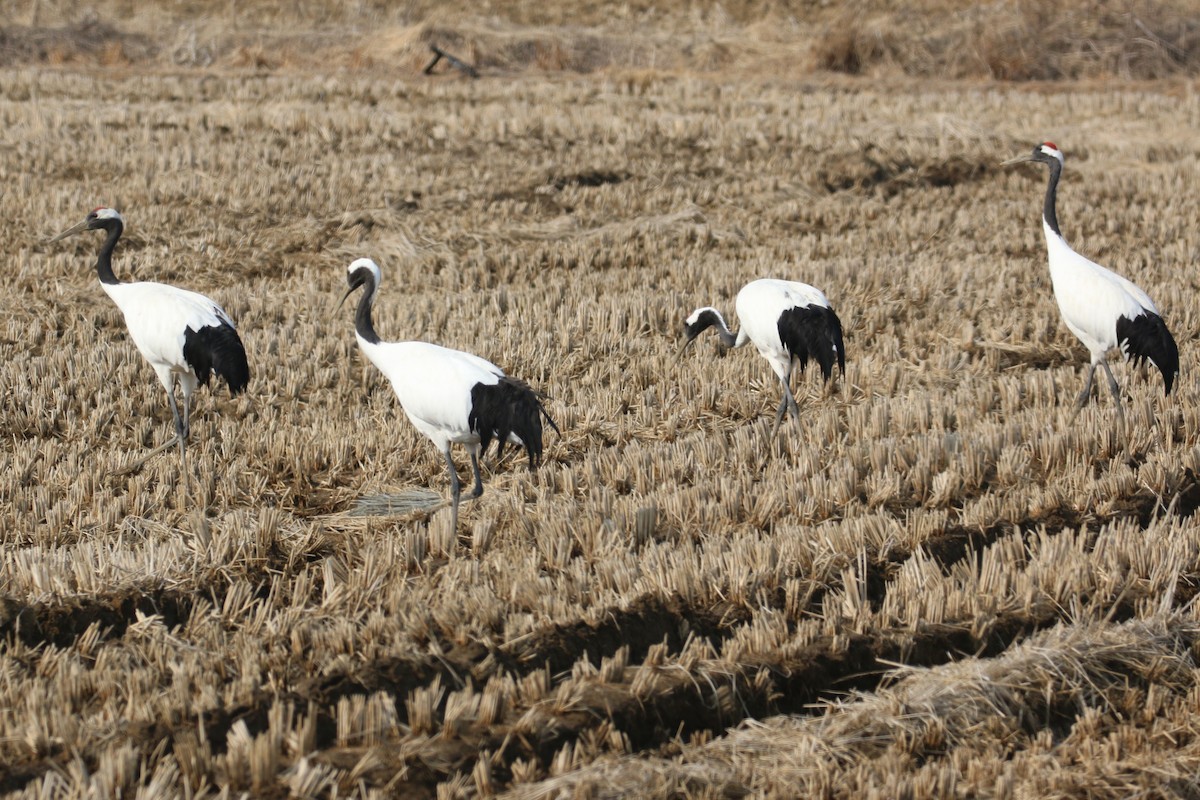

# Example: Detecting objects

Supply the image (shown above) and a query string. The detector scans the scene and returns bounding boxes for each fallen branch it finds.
[424,44,479,78]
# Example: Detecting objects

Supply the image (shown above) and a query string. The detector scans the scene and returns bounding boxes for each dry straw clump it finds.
[3,2,1200,797]
[515,617,1200,798]
[813,0,1200,80]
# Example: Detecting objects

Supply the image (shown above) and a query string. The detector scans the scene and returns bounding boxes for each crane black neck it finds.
[95,219,122,285]
[1042,158,1062,237]
[713,319,737,348]
[354,277,381,345]
[706,310,737,348]
[685,308,737,348]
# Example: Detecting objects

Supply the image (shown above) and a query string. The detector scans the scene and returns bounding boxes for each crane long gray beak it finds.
[49,219,89,243]
[1001,153,1036,167]
[338,272,370,312]
[676,334,699,362]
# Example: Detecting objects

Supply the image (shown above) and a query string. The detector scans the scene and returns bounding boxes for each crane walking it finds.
[682,278,845,433]
[50,207,250,475]
[340,258,557,529]
[1003,142,1179,426]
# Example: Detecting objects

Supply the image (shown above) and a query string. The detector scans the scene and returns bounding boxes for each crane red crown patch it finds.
[1042,141,1058,151]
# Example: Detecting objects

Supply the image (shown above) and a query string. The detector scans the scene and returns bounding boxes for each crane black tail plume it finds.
[182,322,250,395]
[777,304,846,381]
[1117,311,1180,395]
[470,377,556,467]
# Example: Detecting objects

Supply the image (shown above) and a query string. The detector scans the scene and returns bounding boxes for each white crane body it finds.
[356,338,514,452]
[341,258,556,528]
[1044,222,1157,361]
[735,279,839,381]
[1005,142,1179,424]
[50,207,249,475]
[683,277,845,433]
[105,280,240,391]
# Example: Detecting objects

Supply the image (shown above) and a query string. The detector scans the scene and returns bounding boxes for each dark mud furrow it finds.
[299,567,1157,795]
[302,593,749,717]
[308,603,1115,797]
[0,568,1169,798]
[863,468,1200,613]
[0,534,307,652]
[0,587,197,649]
[0,601,1081,798]
[0,591,753,796]
[500,593,749,675]
[3,472,1194,797]
[305,484,1198,794]
[0,762,54,796]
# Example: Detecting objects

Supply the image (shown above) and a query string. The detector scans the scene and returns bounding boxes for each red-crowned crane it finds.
[50,207,249,474]
[1004,142,1179,426]
[340,258,557,529]
[682,278,845,433]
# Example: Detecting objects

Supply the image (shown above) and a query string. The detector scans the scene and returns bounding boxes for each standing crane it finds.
[340,258,557,529]
[1003,142,1179,426]
[681,278,846,433]
[50,207,250,475]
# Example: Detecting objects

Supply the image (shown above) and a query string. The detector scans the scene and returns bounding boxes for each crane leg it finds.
[1069,363,1098,421]
[182,393,193,493]
[1100,360,1126,429]
[443,449,462,530]
[772,395,789,433]
[181,392,192,443]
[113,379,192,477]
[771,378,801,436]
[787,386,801,421]
[468,451,485,499]
[112,392,184,476]
[166,391,191,497]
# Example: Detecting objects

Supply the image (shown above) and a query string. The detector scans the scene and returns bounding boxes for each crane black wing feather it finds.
[1116,311,1179,395]
[469,377,558,466]
[777,305,845,381]
[183,321,250,395]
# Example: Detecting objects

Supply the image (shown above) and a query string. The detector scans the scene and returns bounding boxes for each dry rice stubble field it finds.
[3,65,1200,797]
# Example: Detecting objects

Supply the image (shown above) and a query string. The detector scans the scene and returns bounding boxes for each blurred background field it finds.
[6,0,1200,79]
[3,1,1200,797]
